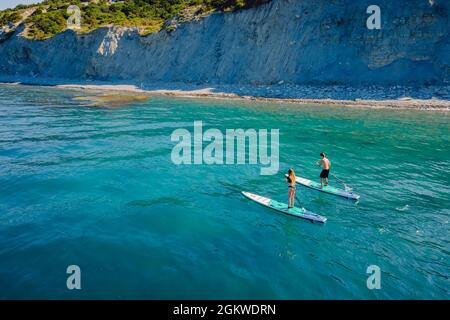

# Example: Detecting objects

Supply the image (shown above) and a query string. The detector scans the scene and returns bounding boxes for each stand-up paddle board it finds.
[286,175,360,201]
[242,191,327,223]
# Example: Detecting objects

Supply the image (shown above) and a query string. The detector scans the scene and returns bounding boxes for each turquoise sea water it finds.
[0,85,449,299]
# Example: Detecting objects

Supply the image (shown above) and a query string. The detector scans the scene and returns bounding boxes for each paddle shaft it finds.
[315,163,351,191]
[295,195,302,206]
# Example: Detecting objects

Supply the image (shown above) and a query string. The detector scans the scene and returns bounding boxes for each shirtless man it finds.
[317,152,331,188]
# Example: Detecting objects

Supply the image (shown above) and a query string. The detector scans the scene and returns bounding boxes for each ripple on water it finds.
[0,85,449,299]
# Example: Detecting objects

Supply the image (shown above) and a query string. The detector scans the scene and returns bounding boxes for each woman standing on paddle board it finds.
[286,168,296,208]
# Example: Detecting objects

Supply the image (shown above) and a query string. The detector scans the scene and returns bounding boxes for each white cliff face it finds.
[97,28,123,57]
[0,0,449,85]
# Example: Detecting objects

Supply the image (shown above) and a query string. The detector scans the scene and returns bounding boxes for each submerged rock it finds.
[73,93,150,107]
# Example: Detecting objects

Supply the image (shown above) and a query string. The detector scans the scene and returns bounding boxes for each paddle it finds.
[294,195,303,207]
[330,172,353,192]
[315,162,353,192]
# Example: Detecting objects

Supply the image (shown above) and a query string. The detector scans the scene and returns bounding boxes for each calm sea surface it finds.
[0,85,449,299]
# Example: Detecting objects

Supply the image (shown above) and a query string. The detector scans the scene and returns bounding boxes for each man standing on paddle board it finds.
[317,152,331,188]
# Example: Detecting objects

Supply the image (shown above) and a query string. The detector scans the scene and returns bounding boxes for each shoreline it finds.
[1,77,449,110]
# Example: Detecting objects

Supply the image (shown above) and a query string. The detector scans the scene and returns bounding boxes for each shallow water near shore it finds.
[0,85,449,299]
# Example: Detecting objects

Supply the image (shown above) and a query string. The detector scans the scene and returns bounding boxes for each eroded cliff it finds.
[0,0,449,85]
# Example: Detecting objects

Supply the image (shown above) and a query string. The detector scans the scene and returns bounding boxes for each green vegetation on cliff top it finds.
[0,0,270,40]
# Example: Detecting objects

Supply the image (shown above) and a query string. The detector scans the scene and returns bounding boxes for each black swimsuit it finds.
[287,176,296,189]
